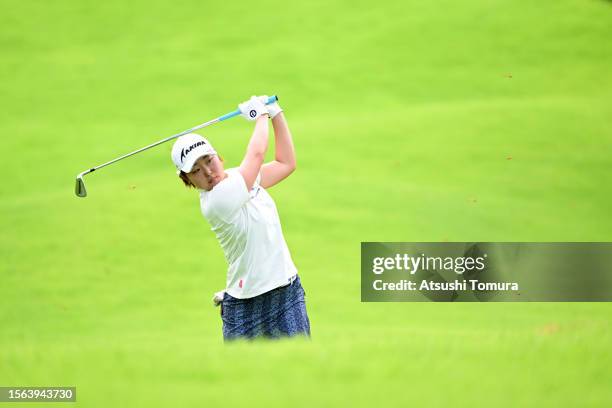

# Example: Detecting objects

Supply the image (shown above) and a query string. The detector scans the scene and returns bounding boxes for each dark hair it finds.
[178,155,224,189]
[179,171,195,188]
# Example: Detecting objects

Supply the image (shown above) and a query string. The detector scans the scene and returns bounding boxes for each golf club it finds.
[75,95,279,198]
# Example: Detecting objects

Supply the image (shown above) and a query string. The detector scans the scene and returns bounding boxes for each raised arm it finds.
[238,96,270,190]
[260,101,296,189]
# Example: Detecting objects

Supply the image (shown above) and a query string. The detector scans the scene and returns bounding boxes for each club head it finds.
[75,175,87,197]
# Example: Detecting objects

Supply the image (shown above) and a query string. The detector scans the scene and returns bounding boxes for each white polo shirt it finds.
[200,168,298,299]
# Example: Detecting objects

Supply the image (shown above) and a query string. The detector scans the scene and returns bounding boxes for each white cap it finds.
[171,133,217,173]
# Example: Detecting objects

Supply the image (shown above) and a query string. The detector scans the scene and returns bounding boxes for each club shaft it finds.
[87,117,221,173]
[81,95,277,175]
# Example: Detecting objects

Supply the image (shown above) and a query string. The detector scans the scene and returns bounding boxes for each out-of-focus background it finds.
[1,0,611,406]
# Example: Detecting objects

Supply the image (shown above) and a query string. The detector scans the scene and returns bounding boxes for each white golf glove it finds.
[212,290,225,307]
[258,95,283,119]
[238,96,268,121]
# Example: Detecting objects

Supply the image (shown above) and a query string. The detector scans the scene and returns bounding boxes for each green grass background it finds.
[1,0,611,406]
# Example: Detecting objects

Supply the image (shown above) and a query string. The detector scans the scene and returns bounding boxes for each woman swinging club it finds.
[170,95,311,341]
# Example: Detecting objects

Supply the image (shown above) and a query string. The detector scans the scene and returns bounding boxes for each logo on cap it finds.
[249,110,257,118]
[180,140,206,163]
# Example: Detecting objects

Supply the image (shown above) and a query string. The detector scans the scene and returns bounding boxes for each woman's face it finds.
[186,155,225,191]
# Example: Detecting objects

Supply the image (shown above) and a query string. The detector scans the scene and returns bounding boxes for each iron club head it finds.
[75,174,87,197]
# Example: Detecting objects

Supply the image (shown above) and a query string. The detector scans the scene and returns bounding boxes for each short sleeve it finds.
[205,170,250,221]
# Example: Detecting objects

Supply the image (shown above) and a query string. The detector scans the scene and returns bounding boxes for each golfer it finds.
[171,96,311,341]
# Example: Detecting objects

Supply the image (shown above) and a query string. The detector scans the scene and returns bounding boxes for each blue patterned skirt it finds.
[221,275,311,341]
